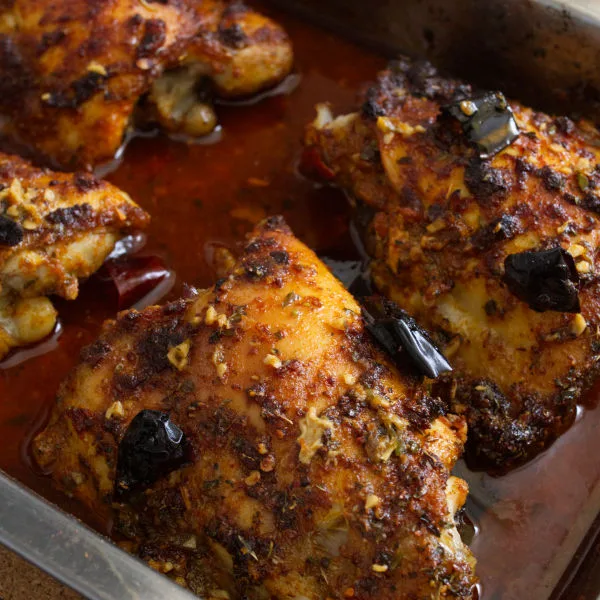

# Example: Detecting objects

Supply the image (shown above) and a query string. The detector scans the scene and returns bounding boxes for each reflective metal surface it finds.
[3,1,600,598]
[0,471,196,600]
[275,0,600,121]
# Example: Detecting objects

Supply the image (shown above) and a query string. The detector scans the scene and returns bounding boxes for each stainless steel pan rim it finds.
[3,0,600,598]
[0,471,197,600]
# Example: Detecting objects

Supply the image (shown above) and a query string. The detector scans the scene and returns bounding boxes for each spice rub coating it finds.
[0,0,293,169]
[34,217,476,599]
[305,58,600,471]
[0,151,148,359]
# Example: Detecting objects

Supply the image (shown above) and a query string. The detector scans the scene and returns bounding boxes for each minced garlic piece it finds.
[71,472,84,486]
[181,536,197,550]
[263,353,282,369]
[571,313,587,337]
[147,559,161,572]
[136,58,152,70]
[205,305,218,325]
[22,219,37,230]
[377,116,425,137]
[297,407,334,464]
[568,244,586,258]
[87,61,107,76]
[105,401,124,420]
[343,373,357,386]
[459,100,478,116]
[167,339,191,371]
[244,471,261,486]
[576,260,592,274]
[9,178,24,203]
[371,564,388,573]
[216,362,228,379]
[217,313,230,329]
[426,218,446,234]
[557,221,570,235]
[399,122,426,135]
[365,494,380,510]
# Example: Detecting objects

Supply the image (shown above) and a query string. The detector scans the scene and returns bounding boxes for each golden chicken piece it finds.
[0,152,148,359]
[34,217,476,599]
[0,1,293,169]
[305,57,600,471]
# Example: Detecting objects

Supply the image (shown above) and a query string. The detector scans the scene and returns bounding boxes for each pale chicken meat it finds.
[34,217,476,599]
[0,152,148,359]
[305,58,600,470]
[0,0,293,169]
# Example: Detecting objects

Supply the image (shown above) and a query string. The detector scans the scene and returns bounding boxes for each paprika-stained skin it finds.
[34,217,476,599]
[0,152,148,359]
[305,58,600,471]
[0,0,293,169]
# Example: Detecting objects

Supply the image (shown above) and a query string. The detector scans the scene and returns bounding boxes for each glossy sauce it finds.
[0,7,599,600]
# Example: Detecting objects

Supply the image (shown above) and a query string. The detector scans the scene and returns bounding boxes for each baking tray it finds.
[2,0,600,598]
[0,470,196,600]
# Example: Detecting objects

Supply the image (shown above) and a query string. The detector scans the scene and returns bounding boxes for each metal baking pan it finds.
[0,470,196,600]
[2,0,600,598]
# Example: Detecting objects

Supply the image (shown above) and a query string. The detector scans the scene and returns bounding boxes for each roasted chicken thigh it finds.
[34,217,476,599]
[0,152,148,359]
[305,58,600,470]
[0,1,293,169]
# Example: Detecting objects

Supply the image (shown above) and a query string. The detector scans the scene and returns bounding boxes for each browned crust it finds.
[0,0,292,168]
[306,58,600,471]
[0,151,148,263]
[34,217,476,599]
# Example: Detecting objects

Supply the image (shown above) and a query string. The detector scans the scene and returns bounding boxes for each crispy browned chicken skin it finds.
[0,1,293,169]
[0,152,148,359]
[34,217,476,599]
[305,58,600,471]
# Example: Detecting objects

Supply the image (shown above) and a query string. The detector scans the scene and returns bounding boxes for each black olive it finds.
[362,297,452,379]
[0,215,24,246]
[443,92,520,158]
[114,409,187,498]
[503,247,580,313]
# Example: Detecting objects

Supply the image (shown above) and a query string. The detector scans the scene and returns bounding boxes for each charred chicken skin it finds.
[0,1,293,169]
[0,152,148,359]
[34,217,476,599]
[305,58,600,471]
